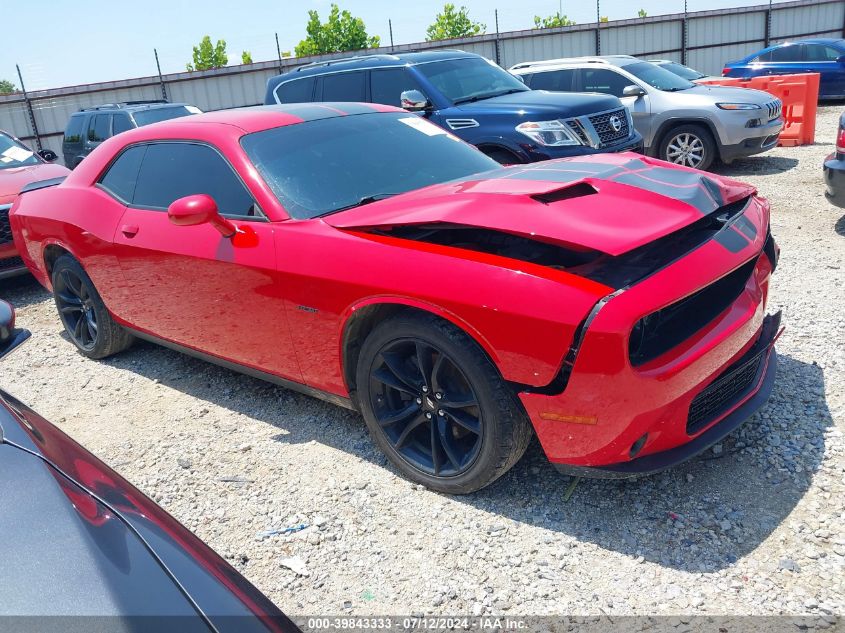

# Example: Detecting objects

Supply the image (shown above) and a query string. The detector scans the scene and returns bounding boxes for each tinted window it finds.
[275,77,316,103]
[0,132,39,169]
[241,112,499,220]
[414,57,529,103]
[133,143,256,217]
[131,105,198,127]
[370,69,425,106]
[623,61,695,91]
[770,45,802,62]
[64,116,85,144]
[320,72,366,101]
[805,44,841,61]
[98,145,146,202]
[527,69,577,91]
[88,114,111,142]
[112,114,134,134]
[581,69,633,97]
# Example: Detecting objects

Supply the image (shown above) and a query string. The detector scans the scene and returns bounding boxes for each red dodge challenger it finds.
[10,104,780,493]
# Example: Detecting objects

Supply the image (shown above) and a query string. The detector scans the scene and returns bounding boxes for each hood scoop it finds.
[531,182,598,205]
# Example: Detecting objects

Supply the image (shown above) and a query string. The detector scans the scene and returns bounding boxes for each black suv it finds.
[62,100,201,168]
[264,51,642,164]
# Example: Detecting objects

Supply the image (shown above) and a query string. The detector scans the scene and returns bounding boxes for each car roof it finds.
[272,50,475,81]
[511,55,638,72]
[73,101,192,115]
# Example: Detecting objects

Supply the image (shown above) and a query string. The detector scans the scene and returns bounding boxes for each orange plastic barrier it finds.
[697,73,820,146]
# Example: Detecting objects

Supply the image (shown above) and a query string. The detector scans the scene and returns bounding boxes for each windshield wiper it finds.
[321,193,400,216]
[453,88,525,105]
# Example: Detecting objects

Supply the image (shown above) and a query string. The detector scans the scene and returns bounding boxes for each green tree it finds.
[294,5,380,57]
[186,36,228,71]
[0,79,16,94]
[533,12,576,28]
[426,4,485,41]
[600,16,609,23]
[241,50,253,64]
[637,9,648,17]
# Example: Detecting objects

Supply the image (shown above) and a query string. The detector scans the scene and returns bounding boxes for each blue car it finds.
[723,39,845,99]
[264,51,643,164]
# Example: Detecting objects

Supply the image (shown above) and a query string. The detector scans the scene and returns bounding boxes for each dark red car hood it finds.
[0,162,70,205]
[327,154,756,256]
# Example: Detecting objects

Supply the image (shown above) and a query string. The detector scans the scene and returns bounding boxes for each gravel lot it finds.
[2,107,844,622]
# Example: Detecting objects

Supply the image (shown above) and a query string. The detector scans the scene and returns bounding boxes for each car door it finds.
[760,43,805,77]
[85,114,111,156]
[803,43,845,97]
[317,71,366,102]
[525,68,578,93]
[111,141,301,381]
[580,67,651,138]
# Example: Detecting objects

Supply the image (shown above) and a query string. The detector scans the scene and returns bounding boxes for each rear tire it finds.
[658,124,716,170]
[52,255,134,359]
[356,312,533,494]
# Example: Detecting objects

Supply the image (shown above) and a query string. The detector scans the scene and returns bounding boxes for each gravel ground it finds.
[1,107,844,622]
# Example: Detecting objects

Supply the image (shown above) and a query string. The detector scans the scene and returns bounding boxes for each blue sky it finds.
[4,0,785,90]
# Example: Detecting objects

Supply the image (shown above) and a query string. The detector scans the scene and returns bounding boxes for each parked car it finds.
[62,100,202,169]
[647,59,719,82]
[0,301,298,631]
[264,51,642,164]
[12,105,780,493]
[823,110,845,207]
[511,55,784,170]
[722,39,845,98]
[0,131,69,280]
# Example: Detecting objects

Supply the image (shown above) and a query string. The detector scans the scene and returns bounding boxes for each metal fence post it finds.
[494,9,501,66]
[275,33,283,73]
[764,0,772,47]
[389,19,395,50]
[154,49,168,101]
[595,0,601,55]
[15,64,41,152]
[681,0,688,65]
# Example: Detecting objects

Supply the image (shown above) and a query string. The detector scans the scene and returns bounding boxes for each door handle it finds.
[120,224,139,237]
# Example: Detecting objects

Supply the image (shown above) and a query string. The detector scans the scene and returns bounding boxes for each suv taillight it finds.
[837,125,845,154]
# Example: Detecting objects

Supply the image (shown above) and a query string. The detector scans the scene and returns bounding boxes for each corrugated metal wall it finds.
[1,0,841,159]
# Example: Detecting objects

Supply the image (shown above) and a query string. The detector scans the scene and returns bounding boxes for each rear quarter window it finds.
[98,145,146,203]
[320,72,366,101]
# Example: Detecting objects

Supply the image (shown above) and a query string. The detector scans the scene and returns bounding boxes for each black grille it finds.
[687,346,764,434]
[0,255,24,272]
[629,257,758,366]
[588,108,630,146]
[0,206,11,246]
[566,120,591,145]
[765,100,782,121]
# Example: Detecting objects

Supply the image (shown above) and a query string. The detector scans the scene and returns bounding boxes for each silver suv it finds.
[511,55,783,170]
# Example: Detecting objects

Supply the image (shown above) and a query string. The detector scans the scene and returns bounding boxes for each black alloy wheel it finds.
[55,267,98,351]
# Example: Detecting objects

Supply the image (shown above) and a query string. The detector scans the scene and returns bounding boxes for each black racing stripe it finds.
[322,102,381,115]
[273,103,346,122]
[611,170,722,215]
[503,169,601,184]
[735,215,757,240]
[714,227,750,253]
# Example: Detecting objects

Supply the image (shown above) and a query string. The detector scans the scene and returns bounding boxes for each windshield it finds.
[0,133,40,169]
[415,57,529,104]
[657,62,706,81]
[241,112,499,219]
[131,105,201,127]
[625,61,696,92]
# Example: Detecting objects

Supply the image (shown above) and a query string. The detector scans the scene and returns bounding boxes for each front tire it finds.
[356,313,532,494]
[52,255,134,359]
[658,124,716,170]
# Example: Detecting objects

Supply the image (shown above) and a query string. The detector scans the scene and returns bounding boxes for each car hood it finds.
[0,162,70,205]
[326,153,756,257]
[460,89,623,118]
[684,84,776,105]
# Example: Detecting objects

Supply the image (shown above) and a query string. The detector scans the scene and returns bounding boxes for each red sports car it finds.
[0,130,69,279]
[10,104,780,493]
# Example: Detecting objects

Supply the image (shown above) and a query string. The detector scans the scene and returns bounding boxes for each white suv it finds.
[511,55,783,170]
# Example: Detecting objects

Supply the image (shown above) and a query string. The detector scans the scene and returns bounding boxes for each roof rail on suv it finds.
[79,100,169,111]
[510,55,635,71]
[295,54,400,71]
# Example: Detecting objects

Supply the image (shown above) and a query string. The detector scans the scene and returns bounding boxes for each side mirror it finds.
[400,90,431,112]
[0,301,31,361]
[622,84,646,98]
[168,194,237,238]
[37,149,58,162]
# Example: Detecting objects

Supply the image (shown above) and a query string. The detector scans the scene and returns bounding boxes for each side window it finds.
[754,51,772,63]
[805,44,840,61]
[88,114,111,142]
[112,114,133,135]
[527,69,577,92]
[98,145,146,203]
[320,71,366,101]
[581,69,631,97]
[275,77,315,103]
[370,69,425,107]
[133,143,256,217]
[770,45,802,62]
[64,116,84,144]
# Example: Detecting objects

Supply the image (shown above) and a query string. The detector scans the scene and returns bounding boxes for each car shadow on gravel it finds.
[101,337,832,573]
[835,215,845,237]
[712,156,799,177]
[0,275,49,310]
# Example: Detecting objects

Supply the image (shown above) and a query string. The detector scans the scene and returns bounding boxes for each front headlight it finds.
[716,102,761,110]
[516,120,581,146]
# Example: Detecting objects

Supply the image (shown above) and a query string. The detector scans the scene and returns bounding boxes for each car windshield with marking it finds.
[241,112,499,219]
[625,61,696,92]
[415,57,530,104]
[0,132,40,169]
[131,105,200,127]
